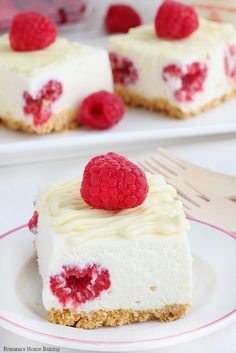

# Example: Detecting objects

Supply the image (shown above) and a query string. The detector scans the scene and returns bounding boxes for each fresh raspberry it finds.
[80,91,125,130]
[225,44,236,81]
[155,0,199,40]
[109,53,138,86]
[105,4,142,34]
[23,80,63,127]
[10,12,57,52]
[80,152,149,210]
[50,264,111,307]
[163,62,207,102]
[28,211,38,235]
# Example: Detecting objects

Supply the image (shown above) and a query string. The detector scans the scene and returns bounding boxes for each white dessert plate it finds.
[0,219,235,351]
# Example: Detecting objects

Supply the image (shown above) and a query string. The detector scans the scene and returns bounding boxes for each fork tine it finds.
[164,176,202,208]
[175,193,193,212]
[139,160,157,174]
[175,185,201,208]
[139,159,172,180]
[150,155,178,176]
[140,160,194,212]
[158,148,187,170]
[185,181,210,201]
[140,159,201,207]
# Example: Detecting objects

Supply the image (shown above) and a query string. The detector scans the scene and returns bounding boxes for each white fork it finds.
[139,157,236,233]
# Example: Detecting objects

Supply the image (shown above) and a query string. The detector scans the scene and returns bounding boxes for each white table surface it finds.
[0,133,236,352]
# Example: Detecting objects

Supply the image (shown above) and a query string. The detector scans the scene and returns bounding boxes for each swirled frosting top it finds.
[36,174,190,242]
[0,35,84,76]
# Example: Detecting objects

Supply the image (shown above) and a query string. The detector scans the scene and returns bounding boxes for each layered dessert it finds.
[0,12,113,134]
[108,0,236,118]
[29,152,193,329]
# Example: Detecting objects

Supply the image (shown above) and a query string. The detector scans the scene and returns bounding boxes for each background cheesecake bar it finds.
[0,35,113,134]
[32,170,193,329]
[109,19,236,118]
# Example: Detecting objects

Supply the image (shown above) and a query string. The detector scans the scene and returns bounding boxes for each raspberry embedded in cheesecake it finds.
[0,12,113,134]
[108,0,236,119]
[29,152,193,329]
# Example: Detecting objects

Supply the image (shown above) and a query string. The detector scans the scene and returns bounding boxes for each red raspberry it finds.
[39,80,63,102]
[225,44,236,81]
[80,152,149,210]
[109,53,138,86]
[105,4,142,34]
[23,80,63,127]
[10,12,57,52]
[80,91,125,130]
[163,62,207,102]
[50,264,111,307]
[155,0,199,40]
[28,211,38,235]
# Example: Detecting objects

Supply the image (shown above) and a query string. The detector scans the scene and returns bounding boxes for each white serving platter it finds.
[1,97,236,167]
[1,12,236,166]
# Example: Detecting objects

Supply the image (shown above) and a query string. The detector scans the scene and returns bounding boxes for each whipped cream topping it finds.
[36,174,189,242]
[0,35,84,76]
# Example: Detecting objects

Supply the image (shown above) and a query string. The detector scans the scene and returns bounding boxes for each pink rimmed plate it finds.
[0,219,235,351]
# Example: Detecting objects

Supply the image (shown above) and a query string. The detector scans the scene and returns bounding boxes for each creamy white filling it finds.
[35,174,193,313]
[0,36,113,127]
[38,229,193,312]
[109,19,236,112]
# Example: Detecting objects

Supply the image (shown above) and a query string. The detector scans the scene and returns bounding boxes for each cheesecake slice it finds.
[0,35,113,134]
[108,18,236,118]
[30,154,193,329]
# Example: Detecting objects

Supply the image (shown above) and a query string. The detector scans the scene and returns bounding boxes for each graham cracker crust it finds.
[0,109,79,134]
[48,304,190,329]
[115,86,236,119]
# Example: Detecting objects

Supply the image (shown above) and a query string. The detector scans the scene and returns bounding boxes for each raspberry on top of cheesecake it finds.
[29,152,193,329]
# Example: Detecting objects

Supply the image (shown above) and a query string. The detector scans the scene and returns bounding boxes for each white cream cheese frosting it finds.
[0,34,84,77]
[35,174,193,313]
[110,19,236,59]
[36,174,190,241]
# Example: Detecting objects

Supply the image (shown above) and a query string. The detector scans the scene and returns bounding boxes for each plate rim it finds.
[0,218,235,348]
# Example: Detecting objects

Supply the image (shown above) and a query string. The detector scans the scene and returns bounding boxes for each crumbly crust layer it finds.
[0,109,79,134]
[115,86,236,119]
[48,304,190,329]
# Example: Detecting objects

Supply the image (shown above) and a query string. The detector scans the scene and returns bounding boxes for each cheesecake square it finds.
[108,19,236,118]
[31,169,193,329]
[0,35,113,134]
